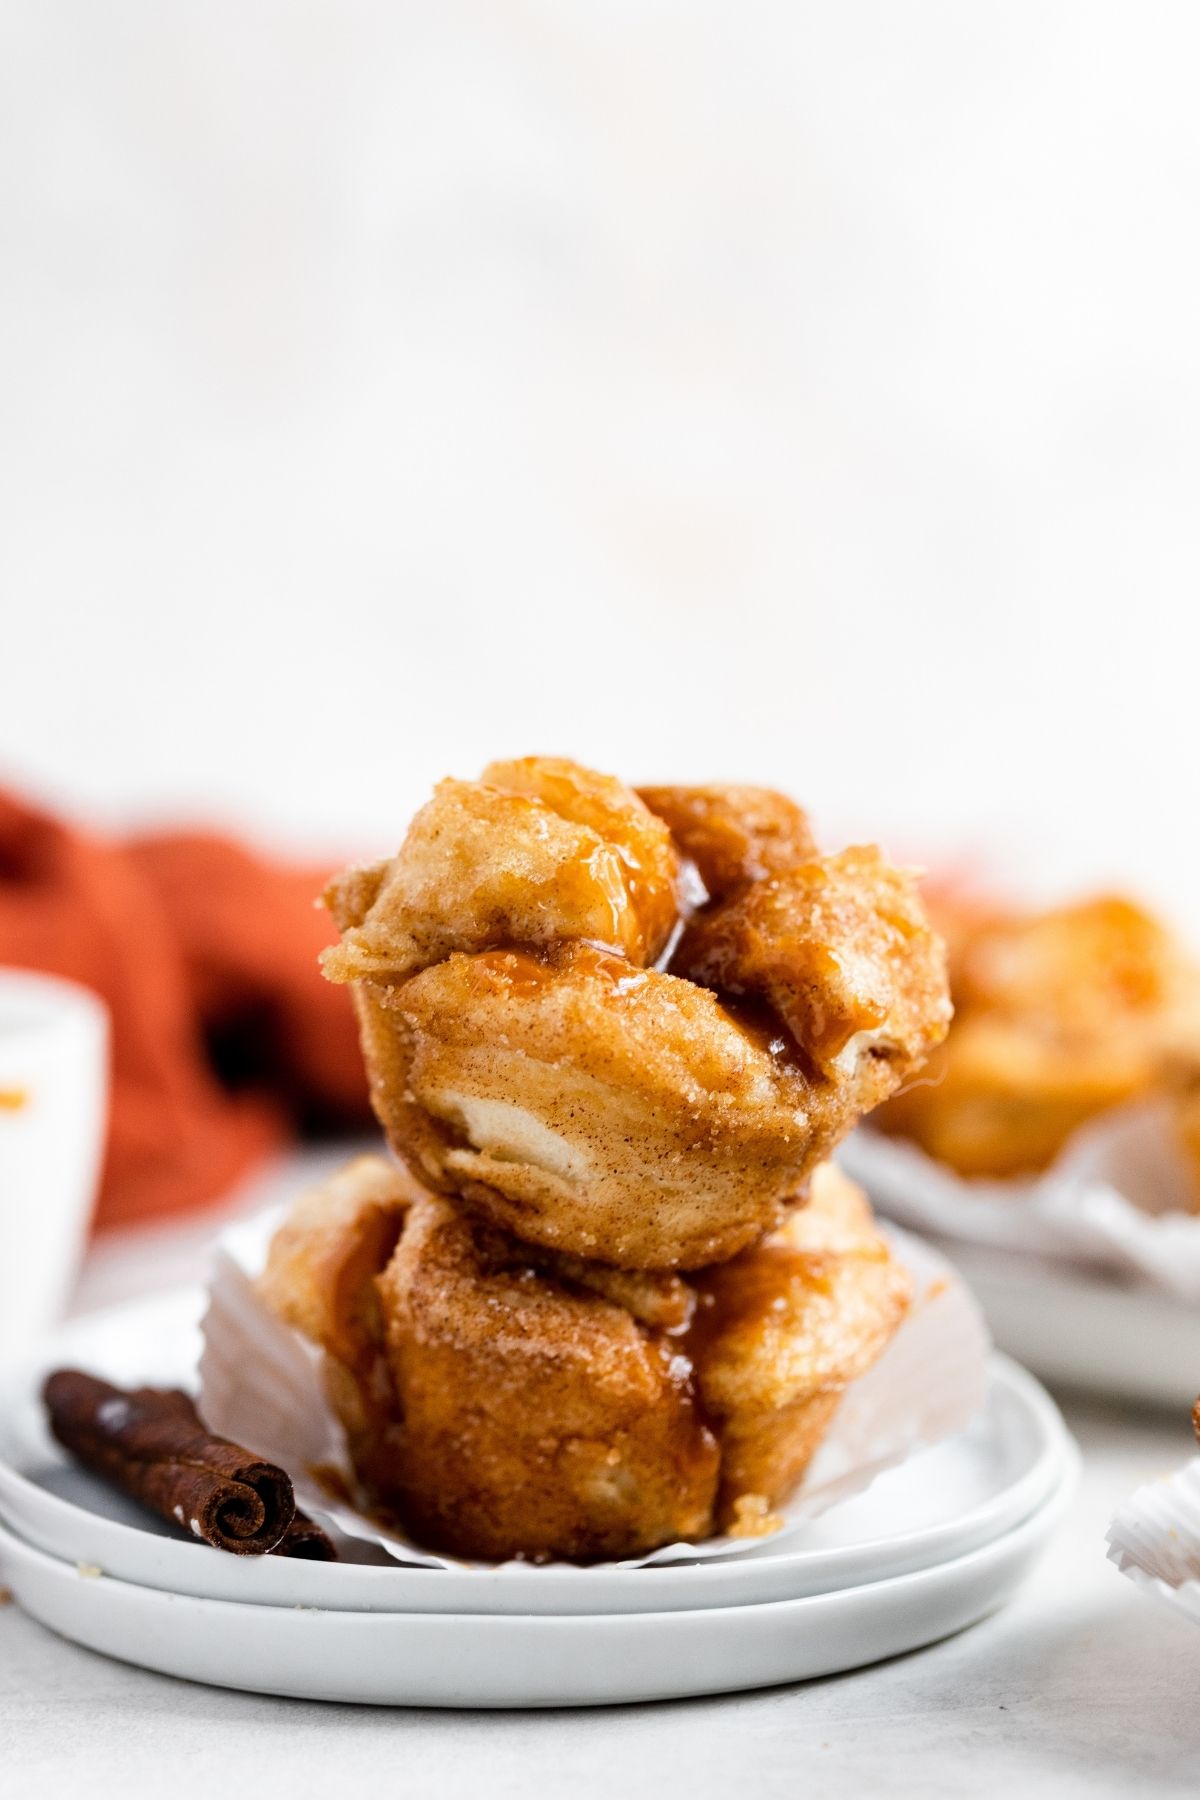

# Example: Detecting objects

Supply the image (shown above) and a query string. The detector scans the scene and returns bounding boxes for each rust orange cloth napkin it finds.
[0,790,372,1230]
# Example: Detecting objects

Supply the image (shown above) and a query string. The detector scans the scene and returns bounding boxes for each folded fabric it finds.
[0,790,371,1231]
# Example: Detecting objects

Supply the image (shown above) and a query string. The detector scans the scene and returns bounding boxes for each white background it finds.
[3,2,1198,922]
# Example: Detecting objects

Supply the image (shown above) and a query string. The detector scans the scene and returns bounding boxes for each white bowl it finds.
[0,968,108,1367]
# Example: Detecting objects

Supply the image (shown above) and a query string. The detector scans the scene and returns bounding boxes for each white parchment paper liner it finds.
[198,1204,989,1571]
[840,1103,1200,1300]
[1107,1458,1200,1627]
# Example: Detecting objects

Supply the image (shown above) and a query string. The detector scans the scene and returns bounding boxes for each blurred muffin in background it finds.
[875,890,1200,1195]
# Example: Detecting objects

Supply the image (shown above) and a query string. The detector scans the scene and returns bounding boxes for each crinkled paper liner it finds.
[1107,1458,1200,1627]
[840,1103,1200,1300]
[198,1206,990,1572]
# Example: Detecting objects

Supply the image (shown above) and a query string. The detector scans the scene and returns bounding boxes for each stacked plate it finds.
[0,1287,1078,1708]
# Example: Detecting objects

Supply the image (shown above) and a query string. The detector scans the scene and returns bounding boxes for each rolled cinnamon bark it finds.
[43,1370,298,1556]
[273,1511,337,1560]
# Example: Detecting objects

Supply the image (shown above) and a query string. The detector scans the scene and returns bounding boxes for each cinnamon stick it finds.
[43,1370,300,1556]
[274,1511,337,1560]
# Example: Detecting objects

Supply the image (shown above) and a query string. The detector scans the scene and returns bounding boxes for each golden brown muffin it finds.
[322,759,952,1268]
[260,1155,911,1561]
[877,893,1200,1178]
[262,1155,718,1559]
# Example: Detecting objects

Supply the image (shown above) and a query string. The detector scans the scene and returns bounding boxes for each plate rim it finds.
[0,1443,1079,1630]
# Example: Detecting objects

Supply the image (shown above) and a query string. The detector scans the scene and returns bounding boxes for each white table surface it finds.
[4,1151,1199,1799]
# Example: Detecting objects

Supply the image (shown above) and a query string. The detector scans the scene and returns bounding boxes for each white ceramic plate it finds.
[0,1457,1076,1708]
[0,1287,1069,1613]
[928,1241,1200,1409]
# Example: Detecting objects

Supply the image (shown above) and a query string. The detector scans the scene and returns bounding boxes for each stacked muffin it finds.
[260,759,951,1560]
